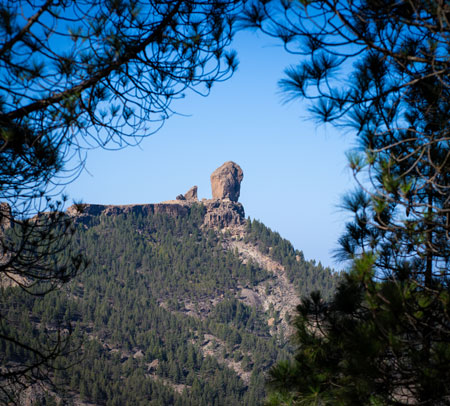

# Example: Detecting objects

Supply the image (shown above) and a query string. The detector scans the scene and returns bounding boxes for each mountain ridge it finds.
[4,201,338,405]
[66,198,246,229]
[1,162,338,405]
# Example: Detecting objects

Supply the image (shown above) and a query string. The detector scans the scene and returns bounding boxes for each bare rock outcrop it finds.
[176,186,197,201]
[210,161,243,202]
[67,203,190,225]
[0,202,12,231]
[203,200,245,228]
[184,186,198,201]
[68,200,245,229]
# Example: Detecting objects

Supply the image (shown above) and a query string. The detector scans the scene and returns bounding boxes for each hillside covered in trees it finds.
[1,203,337,405]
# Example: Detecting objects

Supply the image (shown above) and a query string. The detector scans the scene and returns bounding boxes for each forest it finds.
[1,0,450,404]
[1,206,336,405]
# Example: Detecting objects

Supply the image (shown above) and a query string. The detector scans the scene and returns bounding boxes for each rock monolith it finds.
[210,161,243,202]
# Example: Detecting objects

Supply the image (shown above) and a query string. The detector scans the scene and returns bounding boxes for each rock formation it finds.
[68,202,191,223]
[68,200,245,229]
[210,161,243,202]
[203,200,245,228]
[0,202,12,231]
[184,186,198,201]
[68,162,246,229]
[176,186,197,201]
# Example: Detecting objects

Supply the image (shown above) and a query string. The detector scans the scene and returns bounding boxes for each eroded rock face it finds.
[184,186,198,201]
[67,203,190,225]
[210,161,243,202]
[0,202,12,231]
[68,200,245,229]
[203,200,245,228]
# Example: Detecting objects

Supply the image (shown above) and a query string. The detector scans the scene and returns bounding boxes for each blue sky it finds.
[66,30,355,269]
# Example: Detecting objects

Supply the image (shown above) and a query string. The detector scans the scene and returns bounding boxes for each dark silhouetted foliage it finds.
[242,1,450,404]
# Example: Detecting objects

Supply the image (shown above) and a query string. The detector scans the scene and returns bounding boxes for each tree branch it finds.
[0,0,53,58]
[0,1,182,123]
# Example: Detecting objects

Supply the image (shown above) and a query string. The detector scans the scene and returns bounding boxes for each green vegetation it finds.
[244,1,450,404]
[1,206,336,405]
[245,219,338,299]
[0,1,240,398]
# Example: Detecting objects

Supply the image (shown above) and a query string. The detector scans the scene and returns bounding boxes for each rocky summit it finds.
[67,162,245,228]
[3,161,338,406]
[210,161,243,202]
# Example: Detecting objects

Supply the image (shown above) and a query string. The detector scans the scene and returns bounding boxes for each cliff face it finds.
[67,202,189,224]
[67,199,245,229]
[202,200,245,228]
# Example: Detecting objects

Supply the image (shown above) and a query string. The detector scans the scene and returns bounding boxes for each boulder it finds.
[210,161,243,202]
[184,186,198,201]
[176,194,186,201]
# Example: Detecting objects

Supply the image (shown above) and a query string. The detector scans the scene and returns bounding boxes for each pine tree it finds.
[242,0,450,404]
[0,1,242,403]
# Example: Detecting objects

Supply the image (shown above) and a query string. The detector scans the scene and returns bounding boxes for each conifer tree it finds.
[0,1,241,403]
[242,0,450,404]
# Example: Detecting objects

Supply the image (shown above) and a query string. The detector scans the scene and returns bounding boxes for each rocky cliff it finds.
[67,162,246,228]
[67,199,245,229]
[0,202,12,232]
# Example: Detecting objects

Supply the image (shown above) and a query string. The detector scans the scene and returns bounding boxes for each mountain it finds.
[1,162,338,406]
